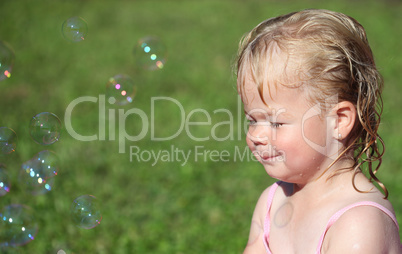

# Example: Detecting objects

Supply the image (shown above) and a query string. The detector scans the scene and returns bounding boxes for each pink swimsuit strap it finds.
[263,182,400,254]
[263,181,282,254]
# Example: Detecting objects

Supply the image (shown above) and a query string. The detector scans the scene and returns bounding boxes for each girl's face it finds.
[241,73,337,184]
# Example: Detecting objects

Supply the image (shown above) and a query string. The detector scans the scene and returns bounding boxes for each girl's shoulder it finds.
[321,202,401,253]
[321,185,401,253]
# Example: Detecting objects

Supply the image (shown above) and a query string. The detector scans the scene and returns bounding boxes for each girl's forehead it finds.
[240,71,311,116]
[240,70,291,102]
[237,40,312,113]
[239,48,305,91]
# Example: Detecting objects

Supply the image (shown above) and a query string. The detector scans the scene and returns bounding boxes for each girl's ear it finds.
[331,101,357,140]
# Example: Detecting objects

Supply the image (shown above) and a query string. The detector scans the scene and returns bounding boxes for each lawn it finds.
[0,0,401,253]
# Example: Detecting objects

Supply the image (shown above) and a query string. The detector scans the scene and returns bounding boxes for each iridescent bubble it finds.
[29,112,61,145]
[54,246,74,254]
[61,16,88,42]
[0,127,17,155]
[0,41,15,82]
[71,195,102,229]
[0,164,10,196]
[0,204,38,248]
[18,150,59,195]
[133,36,167,70]
[105,74,136,106]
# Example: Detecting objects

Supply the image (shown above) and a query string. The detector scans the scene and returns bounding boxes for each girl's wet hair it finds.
[236,9,387,197]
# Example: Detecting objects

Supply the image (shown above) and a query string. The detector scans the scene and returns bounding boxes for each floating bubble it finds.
[0,164,10,196]
[71,195,102,229]
[0,127,17,155]
[18,150,59,195]
[0,41,15,82]
[29,112,61,145]
[0,204,38,248]
[54,246,74,254]
[133,36,167,70]
[62,16,88,42]
[105,74,136,106]
[56,249,72,254]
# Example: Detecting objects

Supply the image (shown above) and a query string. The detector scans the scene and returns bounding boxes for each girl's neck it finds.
[291,158,359,200]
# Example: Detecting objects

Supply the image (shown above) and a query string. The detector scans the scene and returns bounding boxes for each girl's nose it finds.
[247,124,270,146]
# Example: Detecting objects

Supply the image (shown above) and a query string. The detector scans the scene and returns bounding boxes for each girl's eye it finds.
[245,115,256,125]
[271,122,283,128]
[247,117,257,125]
[248,119,257,125]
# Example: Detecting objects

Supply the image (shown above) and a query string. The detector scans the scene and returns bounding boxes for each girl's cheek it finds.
[302,116,326,147]
[273,127,297,150]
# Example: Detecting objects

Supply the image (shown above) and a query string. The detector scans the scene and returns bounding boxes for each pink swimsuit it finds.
[263,181,400,254]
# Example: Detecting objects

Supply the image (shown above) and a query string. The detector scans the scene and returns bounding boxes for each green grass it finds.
[0,0,402,253]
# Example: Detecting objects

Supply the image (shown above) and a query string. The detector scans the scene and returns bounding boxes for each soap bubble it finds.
[105,74,136,106]
[0,164,10,196]
[18,150,59,195]
[0,41,15,81]
[71,195,102,229]
[0,127,17,155]
[62,16,88,42]
[0,204,38,248]
[29,112,61,145]
[54,246,74,254]
[133,36,167,70]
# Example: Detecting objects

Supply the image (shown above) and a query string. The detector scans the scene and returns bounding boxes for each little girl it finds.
[236,9,402,253]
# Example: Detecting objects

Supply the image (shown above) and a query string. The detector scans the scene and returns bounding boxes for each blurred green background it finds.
[0,0,401,253]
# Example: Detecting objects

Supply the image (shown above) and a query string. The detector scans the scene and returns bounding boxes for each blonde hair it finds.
[236,9,387,197]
